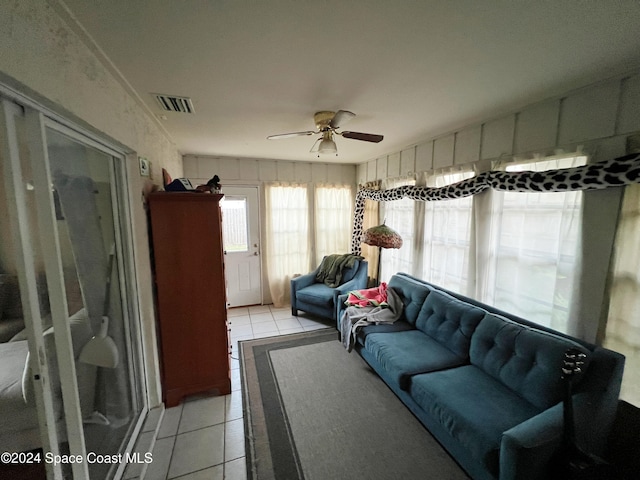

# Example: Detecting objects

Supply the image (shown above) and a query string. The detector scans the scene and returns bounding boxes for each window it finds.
[264,183,310,306]
[482,155,587,332]
[264,182,354,307]
[315,184,353,263]
[604,183,640,406]
[421,169,475,294]
[380,177,415,281]
[360,181,381,282]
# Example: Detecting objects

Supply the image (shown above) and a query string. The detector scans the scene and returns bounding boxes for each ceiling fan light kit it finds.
[318,132,337,155]
[268,110,383,156]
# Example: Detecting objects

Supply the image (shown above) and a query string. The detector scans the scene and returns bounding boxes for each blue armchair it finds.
[291,258,368,324]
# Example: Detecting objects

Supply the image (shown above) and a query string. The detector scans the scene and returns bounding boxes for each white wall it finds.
[183,155,357,185]
[0,0,183,407]
[358,71,640,182]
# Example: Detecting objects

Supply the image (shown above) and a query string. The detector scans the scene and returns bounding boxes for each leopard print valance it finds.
[351,152,640,254]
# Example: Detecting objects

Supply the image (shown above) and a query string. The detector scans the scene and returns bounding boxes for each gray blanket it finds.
[340,287,404,352]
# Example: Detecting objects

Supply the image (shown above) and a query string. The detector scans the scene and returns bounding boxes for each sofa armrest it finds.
[572,348,625,455]
[501,346,624,480]
[500,403,564,480]
[332,274,368,328]
[336,293,350,329]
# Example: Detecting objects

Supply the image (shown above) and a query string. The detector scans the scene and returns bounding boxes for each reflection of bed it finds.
[0,317,25,343]
[0,309,97,453]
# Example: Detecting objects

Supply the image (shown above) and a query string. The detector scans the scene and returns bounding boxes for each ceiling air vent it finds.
[154,94,195,113]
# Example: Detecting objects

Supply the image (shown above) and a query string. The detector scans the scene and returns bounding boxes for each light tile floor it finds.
[144,305,332,480]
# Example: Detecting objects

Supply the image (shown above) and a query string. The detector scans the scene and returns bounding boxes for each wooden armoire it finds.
[148,192,231,407]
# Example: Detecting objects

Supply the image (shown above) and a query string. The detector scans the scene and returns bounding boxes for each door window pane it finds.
[221,196,248,252]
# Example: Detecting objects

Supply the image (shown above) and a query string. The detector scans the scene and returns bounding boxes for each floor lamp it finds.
[362,223,403,285]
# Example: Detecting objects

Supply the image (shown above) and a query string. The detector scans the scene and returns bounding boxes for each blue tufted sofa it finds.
[337,273,624,480]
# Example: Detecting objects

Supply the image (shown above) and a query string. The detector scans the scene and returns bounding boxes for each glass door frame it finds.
[1,98,70,479]
[1,88,148,480]
[44,118,149,480]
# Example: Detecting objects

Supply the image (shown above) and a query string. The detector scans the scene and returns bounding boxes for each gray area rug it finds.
[239,329,469,479]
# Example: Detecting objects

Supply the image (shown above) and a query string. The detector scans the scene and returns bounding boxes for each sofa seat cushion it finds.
[364,330,468,390]
[355,320,415,347]
[295,283,334,307]
[410,365,541,475]
[470,313,591,410]
[415,289,486,359]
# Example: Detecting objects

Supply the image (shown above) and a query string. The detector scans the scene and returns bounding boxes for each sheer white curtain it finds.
[361,181,381,284]
[420,168,475,295]
[264,183,311,307]
[475,155,586,332]
[380,176,415,282]
[314,184,354,264]
[604,183,640,406]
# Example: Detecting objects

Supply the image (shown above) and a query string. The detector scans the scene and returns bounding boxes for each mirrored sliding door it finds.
[46,125,146,480]
[1,94,147,480]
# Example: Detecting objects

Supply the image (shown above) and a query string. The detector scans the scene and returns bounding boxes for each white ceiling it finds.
[60,0,640,164]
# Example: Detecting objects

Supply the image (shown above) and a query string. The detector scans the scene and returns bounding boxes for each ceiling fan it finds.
[267,110,383,156]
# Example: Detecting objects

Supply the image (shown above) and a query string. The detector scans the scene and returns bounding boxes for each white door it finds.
[220,186,262,307]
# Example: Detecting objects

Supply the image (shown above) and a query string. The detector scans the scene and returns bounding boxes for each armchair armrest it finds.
[500,403,563,480]
[291,270,317,290]
[290,268,319,315]
[333,277,363,296]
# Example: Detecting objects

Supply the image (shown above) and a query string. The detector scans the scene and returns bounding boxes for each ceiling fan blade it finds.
[267,131,317,140]
[341,131,384,143]
[330,110,356,129]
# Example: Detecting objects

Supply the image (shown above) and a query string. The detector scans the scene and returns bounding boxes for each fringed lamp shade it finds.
[362,224,403,285]
[362,224,403,249]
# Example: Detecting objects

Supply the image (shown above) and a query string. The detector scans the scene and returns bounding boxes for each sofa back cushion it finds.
[388,275,432,325]
[470,314,591,410]
[415,290,486,359]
